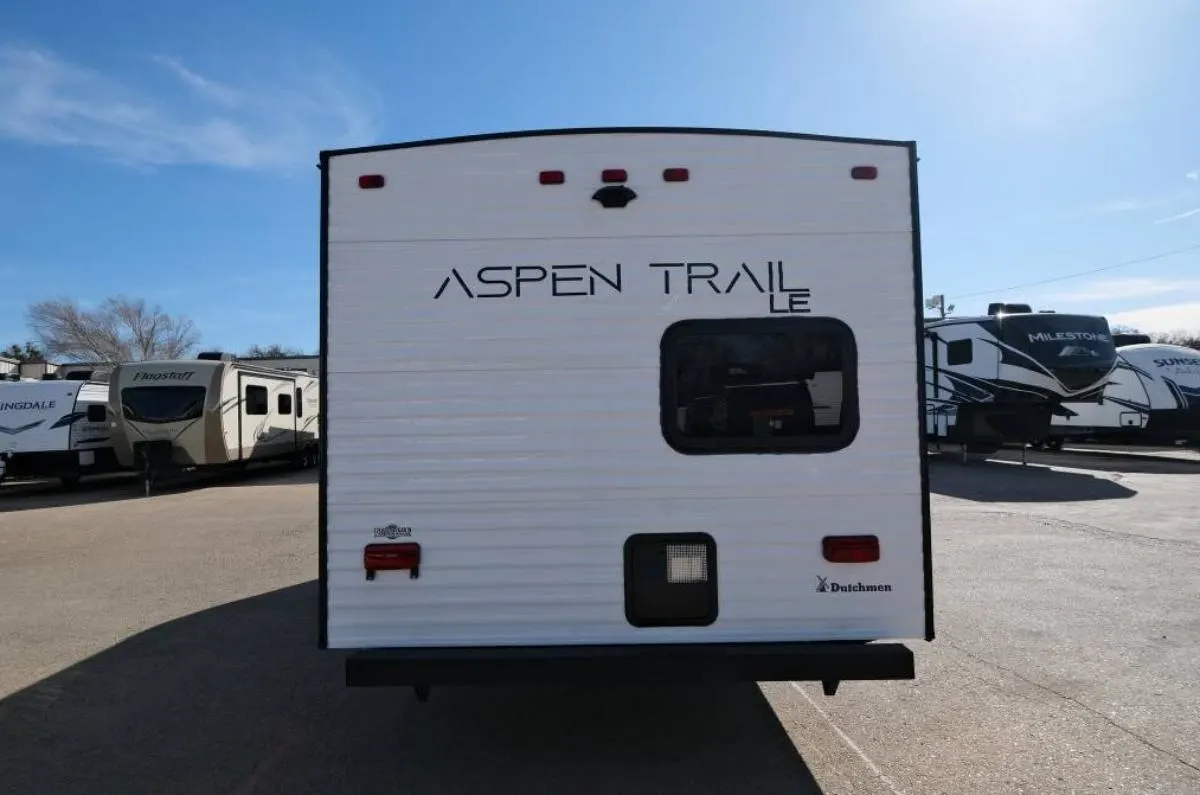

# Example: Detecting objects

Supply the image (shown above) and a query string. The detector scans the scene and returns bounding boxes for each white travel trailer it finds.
[1045,343,1200,449]
[319,127,933,701]
[0,376,126,488]
[109,353,320,494]
[925,305,1118,454]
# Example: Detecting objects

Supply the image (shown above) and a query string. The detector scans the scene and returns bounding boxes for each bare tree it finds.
[26,296,200,363]
[1,341,45,362]
[243,343,307,358]
[1150,330,1200,351]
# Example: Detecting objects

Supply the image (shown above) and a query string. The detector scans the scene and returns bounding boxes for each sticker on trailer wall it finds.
[434,260,814,315]
[373,524,413,539]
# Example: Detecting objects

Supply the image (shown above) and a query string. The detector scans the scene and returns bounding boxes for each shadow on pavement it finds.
[0,582,825,795]
[930,457,1137,503]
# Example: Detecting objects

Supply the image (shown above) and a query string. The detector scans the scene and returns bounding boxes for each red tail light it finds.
[850,166,878,181]
[822,535,880,563]
[663,168,690,182]
[358,174,385,189]
[601,169,627,183]
[539,170,565,185]
[364,543,421,580]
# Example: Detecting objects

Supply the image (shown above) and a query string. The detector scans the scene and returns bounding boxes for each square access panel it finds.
[624,533,718,627]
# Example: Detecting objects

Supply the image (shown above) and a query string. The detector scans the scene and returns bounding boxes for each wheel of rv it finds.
[1044,438,1063,451]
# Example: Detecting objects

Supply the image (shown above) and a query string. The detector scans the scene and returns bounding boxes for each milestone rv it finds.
[0,375,126,488]
[109,353,320,493]
[1045,342,1200,449]
[924,304,1118,454]
[319,127,933,701]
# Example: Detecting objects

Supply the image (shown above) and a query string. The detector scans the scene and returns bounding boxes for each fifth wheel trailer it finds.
[319,127,933,699]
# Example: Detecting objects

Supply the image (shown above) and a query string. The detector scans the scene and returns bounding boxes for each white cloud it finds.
[1187,171,1198,182]
[1049,276,1200,304]
[1108,302,1200,334]
[1154,207,1200,224]
[0,44,380,171]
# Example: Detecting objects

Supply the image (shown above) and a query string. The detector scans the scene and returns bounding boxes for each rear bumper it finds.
[344,640,915,687]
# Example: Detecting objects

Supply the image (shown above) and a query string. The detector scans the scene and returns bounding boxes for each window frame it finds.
[659,316,860,456]
[245,384,269,416]
[295,387,304,418]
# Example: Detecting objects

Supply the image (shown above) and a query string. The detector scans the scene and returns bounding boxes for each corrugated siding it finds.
[324,133,925,649]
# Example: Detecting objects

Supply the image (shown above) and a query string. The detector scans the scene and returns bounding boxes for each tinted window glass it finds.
[245,385,268,415]
[121,387,205,424]
[661,317,858,454]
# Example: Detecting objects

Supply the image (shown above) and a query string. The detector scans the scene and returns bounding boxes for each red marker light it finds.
[358,174,385,189]
[663,168,690,182]
[601,169,628,183]
[539,170,565,185]
[850,166,878,181]
[822,535,880,563]
[364,542,422,580]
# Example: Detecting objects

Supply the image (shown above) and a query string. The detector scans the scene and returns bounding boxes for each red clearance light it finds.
[364,542,421,580]
[822,535,880,563]
[539,170,565,185]
[663,167,690,182]
[601,168,628,183]
[358,174,386,189]
[850,166,878,181]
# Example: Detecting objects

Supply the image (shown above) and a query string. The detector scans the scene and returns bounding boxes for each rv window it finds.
[295,388,304,418]
[86,404,107,423]
[245,385,269,415]
[947,339,973,365]
[278,392,293,415]
[121,387,205,425]
[660,317,859,455]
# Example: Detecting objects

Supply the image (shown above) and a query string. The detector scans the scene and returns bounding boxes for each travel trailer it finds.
[319,127,933,701]
[925,304,1118,455]
[1044,342,1200,449]
[0,376,126,488]
[109,353,320,494]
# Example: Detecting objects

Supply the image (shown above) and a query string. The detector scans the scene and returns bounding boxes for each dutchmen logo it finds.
[373,523,412,539]
[817,576,893,593]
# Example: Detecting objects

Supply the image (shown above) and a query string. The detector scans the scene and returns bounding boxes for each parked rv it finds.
[319,127,933,701]
[1044,342,1200,449]
[0,375,127,489]
[109,353,320,495]
[925,304,1118,455]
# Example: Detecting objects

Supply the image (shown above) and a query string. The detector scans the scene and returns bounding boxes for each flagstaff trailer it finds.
[0,377,126,488]
[1043,343,1200,449]
[924,305,1118,455]
[109,354,320,494]
[319,127,933,701]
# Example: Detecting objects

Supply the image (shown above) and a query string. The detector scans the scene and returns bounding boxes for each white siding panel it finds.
[324,132,926,649]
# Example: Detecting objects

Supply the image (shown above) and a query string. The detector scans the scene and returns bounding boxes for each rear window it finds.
[660,317,858,454]
[121,386,206,425]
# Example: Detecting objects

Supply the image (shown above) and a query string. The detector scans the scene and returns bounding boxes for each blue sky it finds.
[2,0,1199,357]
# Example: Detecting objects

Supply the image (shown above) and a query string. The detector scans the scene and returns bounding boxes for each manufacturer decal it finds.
[816,575,893,593]
[1027,331,1110,344]
[434,260,813,314]
[133,370,196,382]
[373,523,413,539]
[1154,356,1200,368]
[0,400,56,411]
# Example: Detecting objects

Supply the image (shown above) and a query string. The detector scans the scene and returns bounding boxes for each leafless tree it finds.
[1,341,44,362]
[243,343,307,358]
[26,296,200,363]
[1151,330,1200,351]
